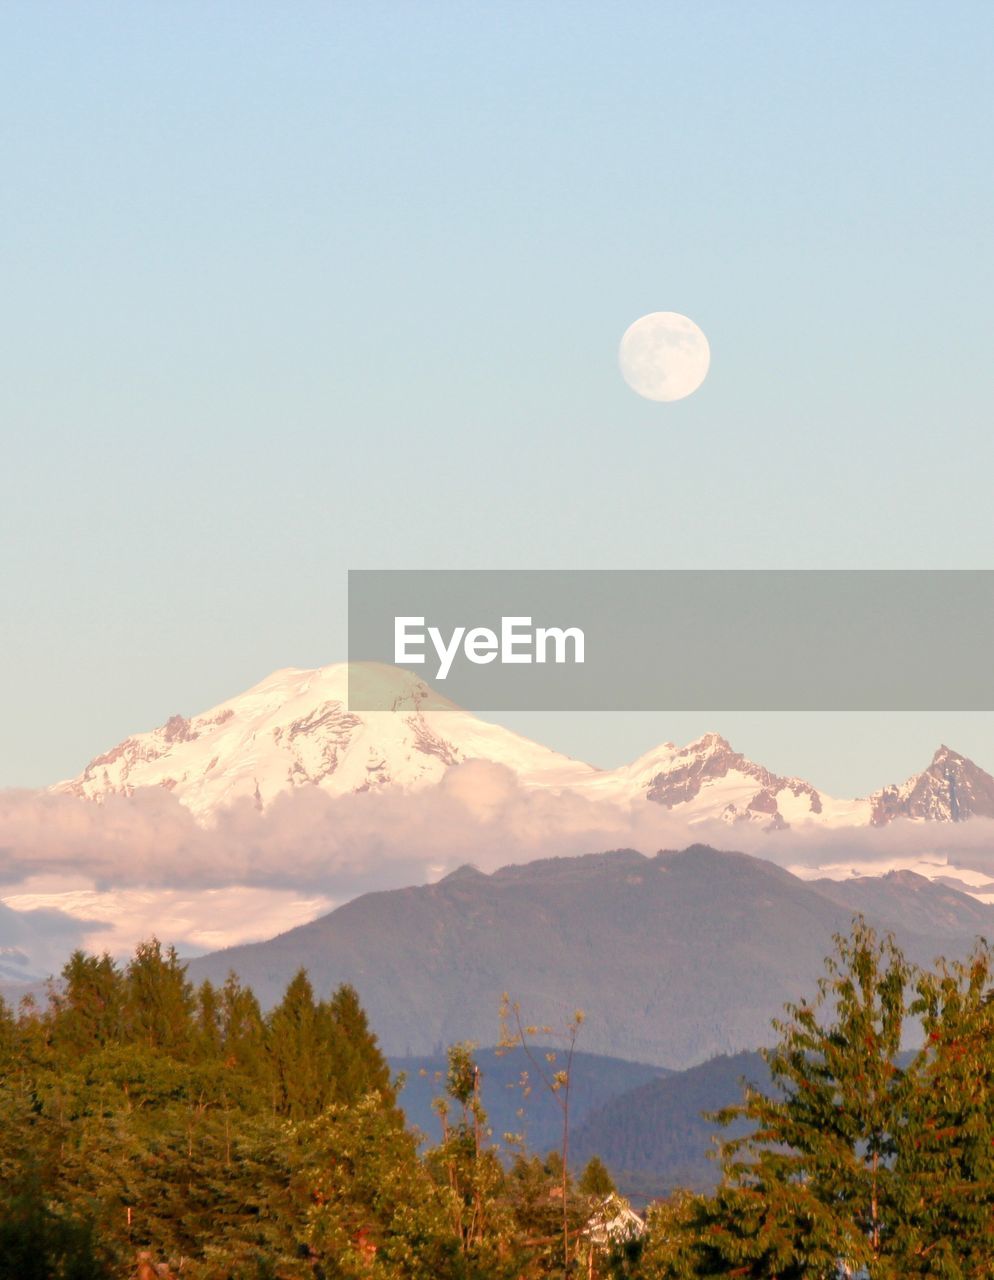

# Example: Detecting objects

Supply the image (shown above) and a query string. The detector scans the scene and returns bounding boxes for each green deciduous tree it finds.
[892,942,994,1275]
[297,1093,460,1280]
[641,921,994,1278]
[712,918,910,1275]
[425,1043,511,1267]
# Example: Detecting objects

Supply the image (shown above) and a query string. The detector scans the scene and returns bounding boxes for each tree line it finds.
[5,920,994,1277]
[0,940,616,1279]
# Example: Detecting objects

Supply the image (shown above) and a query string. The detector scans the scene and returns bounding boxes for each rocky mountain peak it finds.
[643,732,823,829]
[870,745,994,825]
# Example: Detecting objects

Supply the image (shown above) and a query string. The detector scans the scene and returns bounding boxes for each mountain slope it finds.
[392,1048,668,1158]
[572,1050,770,1198]
[187,845,994,1069]
[0,899,87,987]
[811,868,994,938]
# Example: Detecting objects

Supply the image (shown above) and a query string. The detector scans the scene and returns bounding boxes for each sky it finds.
[3,1,994,797]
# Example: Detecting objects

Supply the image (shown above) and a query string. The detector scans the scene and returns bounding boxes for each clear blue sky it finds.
[2,2,993,794]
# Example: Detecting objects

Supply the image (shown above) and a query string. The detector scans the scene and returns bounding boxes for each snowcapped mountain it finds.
[869,745,994,824]
[55,663,596,819]
[575,731,871,828]
[55,662,994,834]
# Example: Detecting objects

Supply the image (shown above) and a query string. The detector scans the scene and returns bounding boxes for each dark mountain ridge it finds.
[188,845,994,1068]
[392,1047,668,1158]
[572,1049,770,1201]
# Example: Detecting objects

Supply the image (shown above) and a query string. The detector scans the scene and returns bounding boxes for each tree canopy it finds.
[7,920,994,1278]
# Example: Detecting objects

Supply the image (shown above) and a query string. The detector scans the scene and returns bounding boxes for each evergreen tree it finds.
[48,951,124,1058]
[328,982,396,1106]
[219,972,267,1071]
[123,939,195,1053]
[0,933,831,1280]
[195,979,224,1059]
[579,1156,615,1198]
[0,1167,108,1280]
[265,968,339,1118]
[0,995,18,1076]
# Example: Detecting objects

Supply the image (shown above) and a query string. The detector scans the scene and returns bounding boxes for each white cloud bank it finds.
[3,762,994,960]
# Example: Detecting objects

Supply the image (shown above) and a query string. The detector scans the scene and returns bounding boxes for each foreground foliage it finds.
[0,944,616,1279]
[6,920,994,1277]
[640,920,994,1278]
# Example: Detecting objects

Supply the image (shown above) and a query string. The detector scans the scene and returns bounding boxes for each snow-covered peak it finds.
[53,665,994,837]
[54,661,594,820]
[584,730,843,830]
[868,744,994,824]
[685,731,732,754]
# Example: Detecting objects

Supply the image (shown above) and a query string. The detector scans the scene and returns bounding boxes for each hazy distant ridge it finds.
[188,844,994,1069]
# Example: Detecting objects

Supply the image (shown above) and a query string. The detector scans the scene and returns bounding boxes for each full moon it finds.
[618,311,711,402]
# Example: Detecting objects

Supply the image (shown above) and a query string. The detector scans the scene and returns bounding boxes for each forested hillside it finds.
[571,1052,770,1200]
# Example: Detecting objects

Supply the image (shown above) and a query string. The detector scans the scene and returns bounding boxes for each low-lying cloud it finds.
[3,764,994,961]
